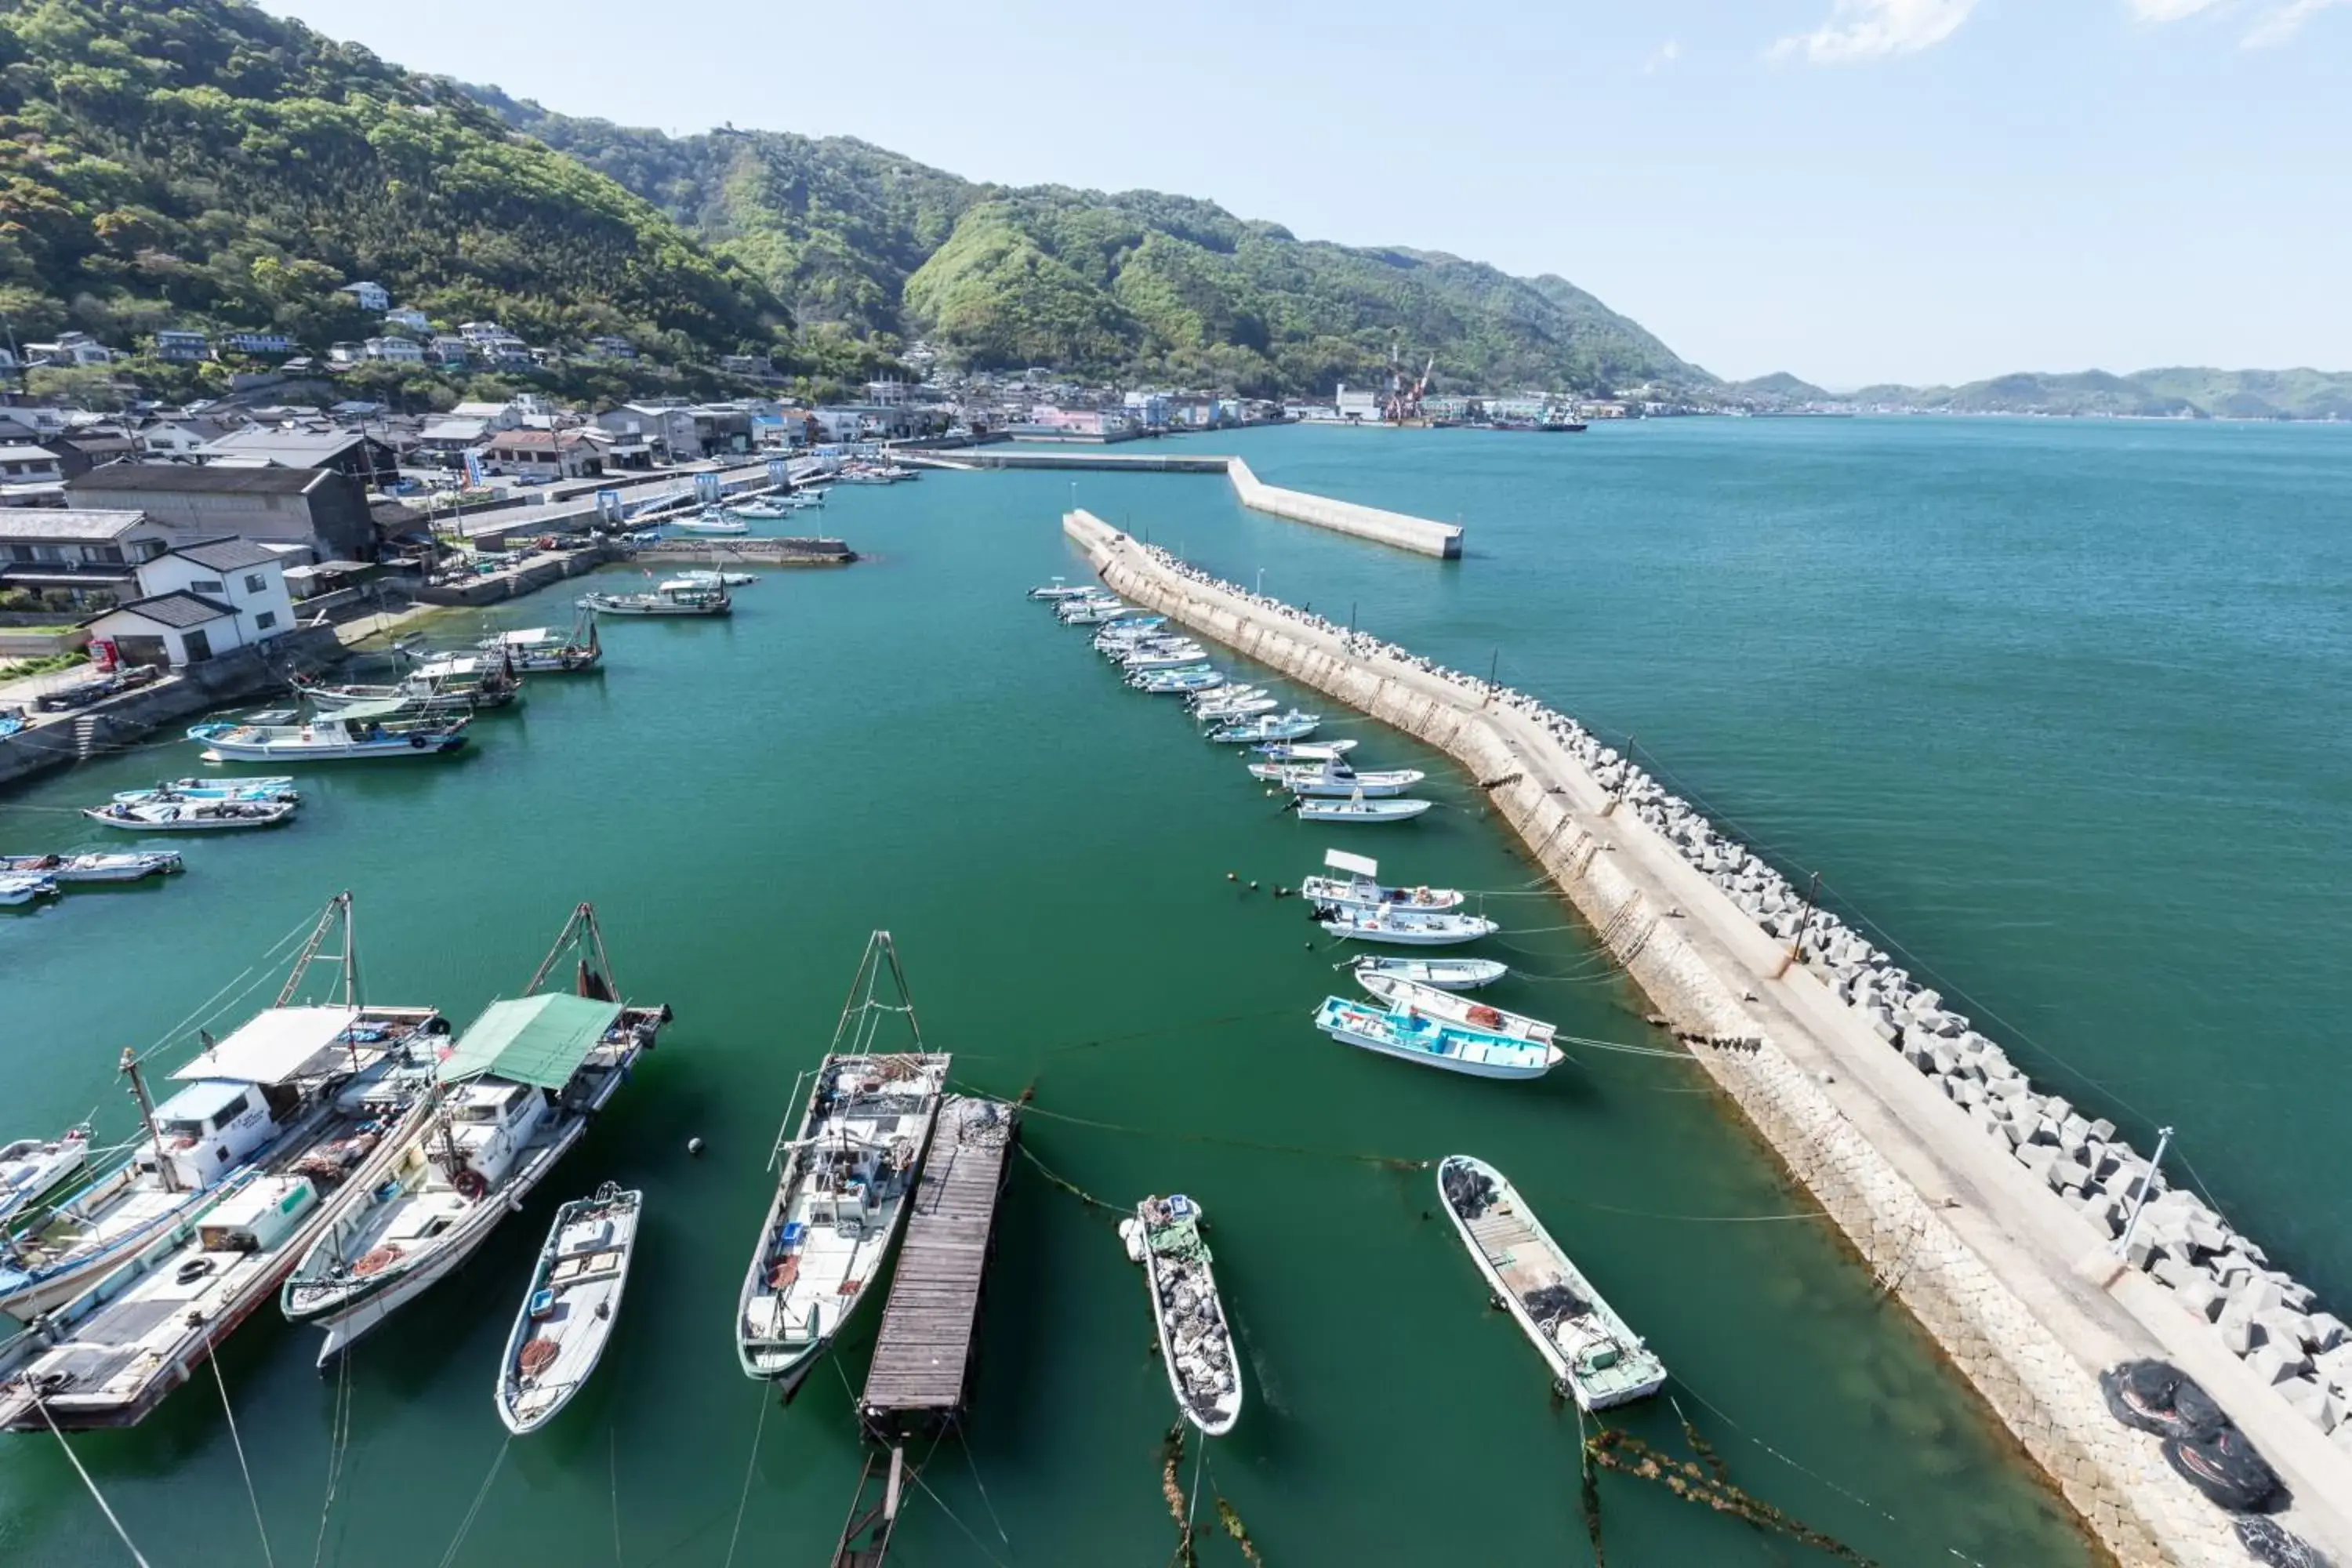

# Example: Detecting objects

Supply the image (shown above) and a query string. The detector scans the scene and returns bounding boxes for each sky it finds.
[266,0,2350,387]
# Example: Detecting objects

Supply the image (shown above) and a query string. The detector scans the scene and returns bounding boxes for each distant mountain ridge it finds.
[1746,367,2352,421]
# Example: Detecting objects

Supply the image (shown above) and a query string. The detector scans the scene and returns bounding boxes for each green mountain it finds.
[1848,368,2352,420]
[0,0,807,386]
[467,89,1705,397]
[1726,372,1831,402]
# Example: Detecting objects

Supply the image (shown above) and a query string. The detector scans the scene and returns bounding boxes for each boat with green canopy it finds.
[281,904,670,1365]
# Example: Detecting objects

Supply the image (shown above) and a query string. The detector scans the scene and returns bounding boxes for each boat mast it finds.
[119,1047,177,1192]
[524,902,618,1000]
[274,891,361,1069]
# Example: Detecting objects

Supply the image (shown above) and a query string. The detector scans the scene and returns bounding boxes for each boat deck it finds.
[857,1097,1019,1437]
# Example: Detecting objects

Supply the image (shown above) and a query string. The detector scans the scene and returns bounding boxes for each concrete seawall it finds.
[1064,508,2352,1566]
[1221,456,1462,558]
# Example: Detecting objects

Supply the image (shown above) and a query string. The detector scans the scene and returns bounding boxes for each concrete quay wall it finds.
[1222,456,1463,559]
[1065,509,2352,1566]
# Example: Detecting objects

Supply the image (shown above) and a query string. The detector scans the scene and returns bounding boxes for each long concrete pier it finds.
[1063,508,2352,1567]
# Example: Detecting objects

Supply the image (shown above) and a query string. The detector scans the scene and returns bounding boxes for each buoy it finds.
[1225,871,1236,881]
[688,1136,706,1156]
[1304,941,1314,949]
[1247,881,1258,891]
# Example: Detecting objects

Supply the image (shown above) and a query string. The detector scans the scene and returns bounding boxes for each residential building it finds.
[0,509,172,604]
[327,342,365,365]
[0,445,64,486]
[479,428,603,481]
[66,464,377,561]
[425,336,472,368]
[593,402,699,460]
[219,330,296,358]
[584,336,638,361]
[417,416,491,463]
[447,400,525,431]
[720,353,778,380]
[153,329,212,363]
[197,427,400,491]
[23,332,112,368]
[0,408,69,442]
[140,416,241,457]
[1123,391,1171,427]
[85,536,299,666]
[363,336,425,365]
[579,427,652,470]
[338,281,391,313]
[383,307,431,333]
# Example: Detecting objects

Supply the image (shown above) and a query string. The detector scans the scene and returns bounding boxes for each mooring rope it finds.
[210,1352,276,1568]
[907,1465,1016,1568]
[431,1435,510,1568]
[37,1394,153,1567]
[986,1094,1427,1174]
[309,1341,357,1568]
[608,1425,625,1568]
[962,1436,1013,1548]
[718,1386,769,1568]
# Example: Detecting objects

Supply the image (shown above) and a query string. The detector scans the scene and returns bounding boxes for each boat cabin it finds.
[439,1078,550,1189]
[146,1079,277,1189]
[195,1174,317,1254]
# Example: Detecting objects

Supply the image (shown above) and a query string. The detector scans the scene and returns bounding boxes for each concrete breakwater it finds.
[1064,509,2352,1566]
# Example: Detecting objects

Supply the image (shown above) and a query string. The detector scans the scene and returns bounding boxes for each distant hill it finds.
[1846,368,2352,421]
[1726,372,1831,402]
[467,88,1708,398]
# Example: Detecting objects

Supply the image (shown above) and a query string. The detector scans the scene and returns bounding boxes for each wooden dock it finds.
[858,1095,1019,1438]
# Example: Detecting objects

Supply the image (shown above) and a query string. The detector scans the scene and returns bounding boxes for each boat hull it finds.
[1317,914,1497,946]
[1316,1015,1555,1080]
[84,804,292,831]
[1122,1200,1241,1436]
[1352,957,1508,992]
[1294,799,1432,824]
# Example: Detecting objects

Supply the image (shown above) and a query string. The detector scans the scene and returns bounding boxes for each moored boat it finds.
[1352,955,1508,992]
[737,932,949,1394]
[1131,667,1225,695]
[1294,790,1432,824]
[296,655,518,717]
[112,778,298,805]
[0,851,184,883]
[481,605,601,673]
[1118,1193,1242,1436]
[1436,1156,1666,1410]
[0,1127,90,1229]
[1261,760,1428,798]
[1313,997,1563,1080]
[579,580,730,617]
[1317,905,1497,946]
[0,870,57,906]
[495,1183,642,1435]
[670,510,750,535]
[1030,578,1097,601]
[725,496,795,521]
[1206,711,1320,744]
[1252,739,1357,763]
[84,798,296,833]
[1356,971,1555,1044]
[189,703,469,761]
[1298,848,1462,913]
[281,904,668,1366]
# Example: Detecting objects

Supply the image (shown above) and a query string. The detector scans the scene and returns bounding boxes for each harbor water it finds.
[7,415,2341,1565]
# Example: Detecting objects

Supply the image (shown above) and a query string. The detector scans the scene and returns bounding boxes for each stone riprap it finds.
[1065,510,2352,1566]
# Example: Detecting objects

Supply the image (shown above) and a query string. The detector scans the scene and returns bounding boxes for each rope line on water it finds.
[310,1342,357,1568]
[432,1435,510,1568]
[210,1352,276,1568]
[719,1385,770,1568]
[608,1425,625,1568]
[37,1394,153,1567]
[907,1464,1016,1568]
[963,1437,1013,1548]
[981,1091,1428,1174]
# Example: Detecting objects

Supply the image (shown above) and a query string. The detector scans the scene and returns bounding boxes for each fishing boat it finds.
[1356,971,1556,1044]
[112,778,299,805]
[188,703,469,761]
[296,655,518,717]
[726,496,796,521]
[1317,906,1497,946]
[1029,578,1097,601]
[282,905,668,1366]
[1131,668,1225,695]
[1352,955,1508,992]
[579,580,730,617]
[1118,1194,1242,1436]
[1252,739,1358,763]
[1436,1156,1666,1410]
[1196,696,1277,723]
[1060,601,1143,626]
[84,798,296,833]
[481,608,601,673]
[0,870,57,906]
[1313,998,1562,1080]
[0,851,184,883]
[494,1183,642,1435]
[0,1127,90,1229]
[671,568,759,588]
[1298,850,1463,914]
[1294,790,1432,825]
[1205,712,1319,745]
[1091,616,1168,644]
[670,510,750,535]
[737,932,950,1394]
[787,491,826,510]
[1260,760,1428,798]
[0,903,445,1427]
[1116,644,1210,671]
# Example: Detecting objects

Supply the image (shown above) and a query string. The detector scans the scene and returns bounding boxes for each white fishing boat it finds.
[579,580,730,617]
[1196,696,1277,723]
[0,851,183,883]
[1061,600,1145,626]
[670,510,750,535]
[494,1183,642,1436]
[189,703,469,760]
[1352,955,1508,992]
[112,778,299,805]
[1436,1156,1667,1410]
[0,1127,90,1229]
[1029,578,1096,601]
[1266,761,1428,798]
[83,798,296,832]
[1091,616,1168,644]
[670,568,759,587]
[1118,1194,1242,1436]
[1206,711,1320,744]
[1294,790,1432,824]
[296,655,518,717]
[1131,668,1225,695]
[281,906,667,1366]
[738,933,949,1394]
[1318,905,1496,946]
[1313,997,1563,1080]
[482,609,601,673]
[1252,739,1358,763]
[0,870,57,905]
[1298,850,1464,914]
[726,496,796,520]
[1117,644,1210,671]
[1356,971,1556,1044]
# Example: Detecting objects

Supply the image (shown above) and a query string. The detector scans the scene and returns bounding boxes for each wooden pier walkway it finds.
[857,1095,1019,1438]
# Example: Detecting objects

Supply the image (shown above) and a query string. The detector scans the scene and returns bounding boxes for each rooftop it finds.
[0,508,155,543]
[0,444,58,463]
[199,428,377,464]
[70,464,332,497]
[96,588,237,630]
[169,536,283,572]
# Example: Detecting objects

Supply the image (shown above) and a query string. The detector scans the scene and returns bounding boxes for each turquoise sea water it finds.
[5,415,2337,1566]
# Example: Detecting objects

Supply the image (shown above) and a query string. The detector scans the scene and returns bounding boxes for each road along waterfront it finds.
[1067,505,2352,1566]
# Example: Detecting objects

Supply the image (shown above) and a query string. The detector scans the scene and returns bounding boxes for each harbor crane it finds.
[1383,335,1435,423]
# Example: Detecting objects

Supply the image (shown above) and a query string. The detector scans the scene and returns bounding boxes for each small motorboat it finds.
[0,870,58,906]
[726,497,795,520]
[1356,971,1555,1044]
[1091,617,1168,644]
[1299,849,1463,914]
[1353,955,1508,992]
[1312,998,1563,1080]
[1437,1156,1666,1410]
[1196,696,1277,722]
[670,510,750,535]
[670,568,759,588]
[0,1127,92,1228]
[1030,578,1098,601]
[1294,790,1432,825]
[1319,906,1497,946]
[1206,711,1320,744]
[1131,668,1225,695]
[189,704,468,760]
[579,582,730,617]
[1119,1194,1242,1436]
[1263,761,1428,799]
[495,1184,642,1436]
[296,655,517,718]
[85,798,296,832]
[0,851,183,884]
[1121,647,1210,673]
[112,778,299,804]
[1252,740,1357,762]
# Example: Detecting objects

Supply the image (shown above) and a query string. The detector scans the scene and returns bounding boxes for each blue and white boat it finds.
[1131,668,1225,695]
[1207,711,1320,744]
[190,704,469,761]
[1120,646,1210,672]
[1299,849,1464,914]
[0,870,58,906]
[112,777,299,805]
[0,1127,91,1229]
[1314,997,1563,1080]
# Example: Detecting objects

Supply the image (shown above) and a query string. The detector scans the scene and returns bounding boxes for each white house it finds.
[152,329,212,363]
[383,307,431,333]
[363,336,425,365]
[338,281,391,313]
[0,445,64,486]
[448,400,525,432]
[24,332,112,367]
[84,536,296,668]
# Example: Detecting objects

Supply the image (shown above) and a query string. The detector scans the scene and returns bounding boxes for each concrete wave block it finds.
[2246,1339,2314,1385]
[2172,1273,2224,1322]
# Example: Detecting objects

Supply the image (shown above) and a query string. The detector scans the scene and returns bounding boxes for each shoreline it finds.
[1065,507,2352,1566]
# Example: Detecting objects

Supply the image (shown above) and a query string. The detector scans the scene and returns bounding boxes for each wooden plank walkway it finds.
[858,1096,1019,1434]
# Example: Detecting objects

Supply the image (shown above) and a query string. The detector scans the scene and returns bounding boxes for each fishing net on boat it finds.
[2161,1426,2285,1513]
[1521,1283,1592,1323]
[1441,1162,1497,1221]
[518,1336,560,1381]
[2236,1518,2333,1568]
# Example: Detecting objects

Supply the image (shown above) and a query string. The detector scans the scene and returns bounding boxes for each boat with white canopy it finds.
[1298,849,1463,914]
[296,654,518,717]
[494,1183,642,1435]
[1257,759,1427,798]
[1356,971,1556,1044]
[189,704,469,761]
[737,932,949,1395]
[579,579,730,617]
[1313,997,1563,1080]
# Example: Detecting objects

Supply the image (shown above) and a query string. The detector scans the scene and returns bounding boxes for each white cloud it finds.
[1770,0,1980,64]
[2241,0,2347,44]
[1645,38,1682,72]
[2128,0,2227,18]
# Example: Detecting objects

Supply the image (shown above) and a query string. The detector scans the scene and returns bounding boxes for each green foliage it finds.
[1851,368,2352,419]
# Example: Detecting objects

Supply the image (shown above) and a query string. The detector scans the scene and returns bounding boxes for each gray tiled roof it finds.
[100,590,235,629]
[168,537,281,572]
[0,508,153,542]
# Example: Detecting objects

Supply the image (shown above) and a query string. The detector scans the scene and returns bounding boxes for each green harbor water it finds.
[7,416,2344,1566]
